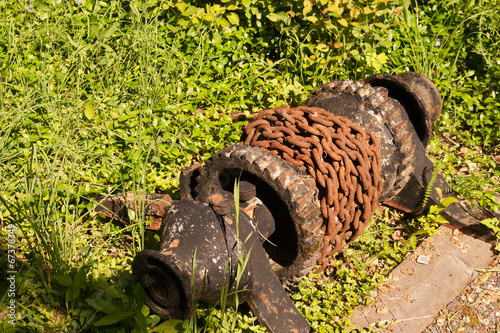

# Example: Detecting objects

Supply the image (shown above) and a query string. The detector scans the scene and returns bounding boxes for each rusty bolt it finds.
[238,181,257,202]
[208,191,235,215]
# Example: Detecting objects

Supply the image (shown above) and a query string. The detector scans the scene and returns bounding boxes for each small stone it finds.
[429,324,439,333]
[404,295,415,303]
[376,306,389,314]
[459,166,469,173]
[467,162,478,172]
[417,255,431,265]
[401,268,415,275]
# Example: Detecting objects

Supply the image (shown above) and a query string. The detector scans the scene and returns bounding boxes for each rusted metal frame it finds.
[94,193,172,230]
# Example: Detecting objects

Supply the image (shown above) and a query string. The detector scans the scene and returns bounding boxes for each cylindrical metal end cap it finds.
[238,181,257,202]
[132,249,194,320]
[397,72,442,124]
[363,72,441,147]
[208,191,235,215]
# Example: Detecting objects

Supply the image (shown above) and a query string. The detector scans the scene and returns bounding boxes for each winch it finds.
[95,72,499,332]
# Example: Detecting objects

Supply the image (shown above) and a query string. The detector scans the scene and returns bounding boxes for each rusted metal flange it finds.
[397,72,443,124]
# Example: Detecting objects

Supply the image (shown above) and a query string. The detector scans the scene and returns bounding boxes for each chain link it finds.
[242,105,383,270]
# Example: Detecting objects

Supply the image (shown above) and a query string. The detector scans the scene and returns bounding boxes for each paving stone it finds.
[349,226,495,332]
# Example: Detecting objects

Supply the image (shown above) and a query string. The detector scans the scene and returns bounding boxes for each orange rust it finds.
[169,239,180,248]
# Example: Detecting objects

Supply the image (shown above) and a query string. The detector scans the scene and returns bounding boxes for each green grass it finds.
[1,0,499,332]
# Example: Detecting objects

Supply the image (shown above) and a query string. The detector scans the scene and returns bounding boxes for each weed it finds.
[481,218,500,252]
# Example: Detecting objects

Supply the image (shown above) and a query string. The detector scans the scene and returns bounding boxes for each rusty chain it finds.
[242,105,383,271]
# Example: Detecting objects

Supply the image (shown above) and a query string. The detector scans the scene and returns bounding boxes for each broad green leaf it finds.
[3,328,23,333]
[85,298,122,314]
[66,287,81,302]
[440,196,459,208]
[84,103,95,120]
[73,269,86,288]
[366,51,388,70]
[338,18,348,27]
[55,274,72,287]
[127,208,136,220]
[153,319,183,332]
[135,310,148,331]
[436,215,448,224]
[429,205,441,215]
[102,43,114,53]
[217,18,230,27]
[227,12,239,25]
[306,16,318,23]
[328,3,340,12]
[175,2,187,12]
[101,22,119,40]
[435,187,443,199]
[481,218,500,233]
[267,13,281,22]
[94,311,134,326]
[316,44,329,52]
[182,5,199,16]
[141,304,149,317]
[375,22,389,29]
[134,283,146,308]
